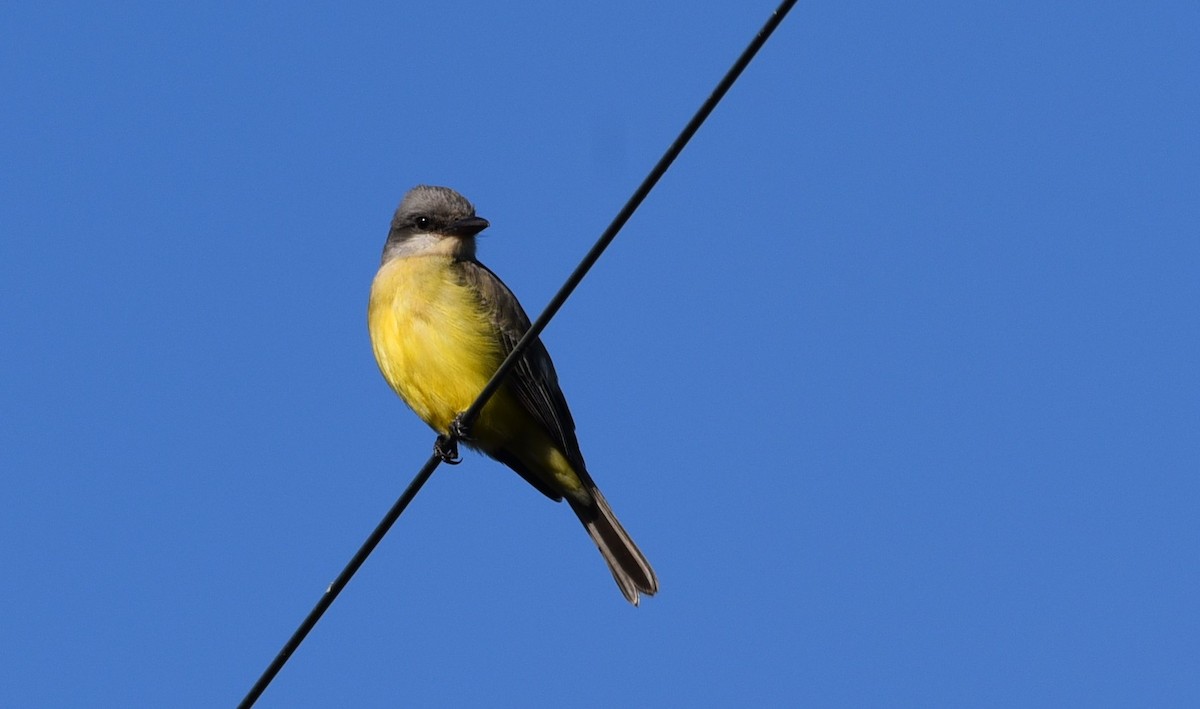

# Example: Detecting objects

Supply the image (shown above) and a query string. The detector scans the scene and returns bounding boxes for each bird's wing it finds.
[457,258,588,475]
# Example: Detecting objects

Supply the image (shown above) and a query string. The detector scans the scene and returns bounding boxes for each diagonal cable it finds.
[238,1,798,706]
[456,0,798,436]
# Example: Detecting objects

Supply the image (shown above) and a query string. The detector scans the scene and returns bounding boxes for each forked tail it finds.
[569,487,658,605]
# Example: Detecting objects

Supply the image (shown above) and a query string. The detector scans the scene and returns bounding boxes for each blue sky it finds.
[3,1,1198,706]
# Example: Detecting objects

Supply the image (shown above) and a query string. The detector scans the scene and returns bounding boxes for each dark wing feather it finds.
[459,260,658,604]
[456,259,590,478]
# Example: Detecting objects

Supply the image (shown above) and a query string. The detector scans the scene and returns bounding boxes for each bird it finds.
[367,185,658,604]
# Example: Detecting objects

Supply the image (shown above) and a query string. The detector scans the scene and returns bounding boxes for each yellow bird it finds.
[367,185,658,604]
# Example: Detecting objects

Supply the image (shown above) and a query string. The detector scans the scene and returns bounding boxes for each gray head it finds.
[382,185,489,262]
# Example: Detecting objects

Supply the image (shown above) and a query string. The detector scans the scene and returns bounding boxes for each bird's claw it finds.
[451,412,472,441]
[435,434,461,465]
[435,414,472,465]
[448,414,471,441]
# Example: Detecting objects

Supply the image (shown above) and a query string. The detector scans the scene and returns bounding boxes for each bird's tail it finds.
[569,487,658,605]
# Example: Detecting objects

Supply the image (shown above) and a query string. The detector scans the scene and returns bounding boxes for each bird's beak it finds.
[445,215,489,237]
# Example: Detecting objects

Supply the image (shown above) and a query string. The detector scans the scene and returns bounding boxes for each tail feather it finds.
[569,488,658,605]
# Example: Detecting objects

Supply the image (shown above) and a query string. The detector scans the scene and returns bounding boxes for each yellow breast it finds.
[368,253,584,496]
[368,255,505,433]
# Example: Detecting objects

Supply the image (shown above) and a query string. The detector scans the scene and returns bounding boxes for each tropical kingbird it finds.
[367,185,658,605]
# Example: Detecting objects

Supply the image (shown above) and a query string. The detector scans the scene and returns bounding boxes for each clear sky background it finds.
[3,1,1197,707]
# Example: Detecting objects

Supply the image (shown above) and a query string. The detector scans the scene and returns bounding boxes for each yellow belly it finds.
[368,255,503,431]
[368,254,583,496]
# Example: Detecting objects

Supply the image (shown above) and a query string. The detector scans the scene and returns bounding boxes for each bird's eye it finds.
[414,215,432,230]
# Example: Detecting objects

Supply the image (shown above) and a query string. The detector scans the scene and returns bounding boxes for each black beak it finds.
[445,215,489,237]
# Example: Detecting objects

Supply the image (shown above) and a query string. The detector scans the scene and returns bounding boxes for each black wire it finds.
[457,0,799,434]
[238,1,797,705]
[236,454,441,709]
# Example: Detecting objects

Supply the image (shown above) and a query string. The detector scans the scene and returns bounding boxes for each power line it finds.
[236,454,441,709]
[458,0,798,436]
[238,1,798,706]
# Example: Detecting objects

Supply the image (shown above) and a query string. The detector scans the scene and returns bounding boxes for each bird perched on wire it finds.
[367,185,658,604]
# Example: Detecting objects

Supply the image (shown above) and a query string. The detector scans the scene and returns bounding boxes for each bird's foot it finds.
[448,414,471,441]
[434,414,472,465]
[434,434,461,465]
